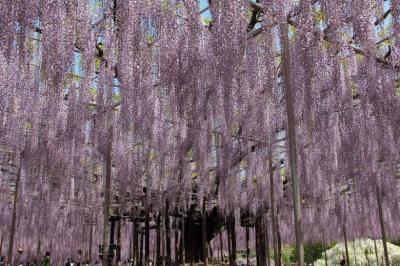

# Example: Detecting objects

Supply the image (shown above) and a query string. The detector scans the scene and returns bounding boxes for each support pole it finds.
[353,240,358,266]
[181,212,185,265]
[343,225,350,266]
[202,197,208,266]
[246,227,250,266]
[36,235,41,259]
[0,231,3,256]
[140,230,144,266]
[157,214,161,265]
[145,193,150,266]
[264,217,271,266]
[227,214,232,266]
[8,158,22,266]
[165,199,171,266]
[89,222,93,264]
[134,224,139,266]
[230,210,237,265]
[280,22,304,266]
[268,156,279,266]
[377,187,390,266]
[175,222,179,264]
[117,219,121,262]
[102,127,113,266]
[219,231,223,262]
[374,238,379,266]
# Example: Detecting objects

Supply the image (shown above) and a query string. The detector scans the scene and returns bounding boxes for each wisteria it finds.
[0,0,399,266]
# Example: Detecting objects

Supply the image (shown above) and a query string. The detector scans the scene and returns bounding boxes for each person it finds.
[40,252,50,266]
[93,260,101,266]
[0,256,5,266]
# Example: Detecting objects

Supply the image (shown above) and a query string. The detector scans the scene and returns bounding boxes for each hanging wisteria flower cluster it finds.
[0,0,399,265]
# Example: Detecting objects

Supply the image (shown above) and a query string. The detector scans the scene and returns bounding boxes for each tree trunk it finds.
[8,159,22,266]
[377,187,390,266]
[280,22,304,266]
[256,214,267,266]
[202,197,208,266]
[102,127,113,266]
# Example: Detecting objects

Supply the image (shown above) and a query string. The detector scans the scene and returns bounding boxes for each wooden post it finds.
[280,22,304,266]
[246,227,250,266]
[377,187,390,266]
[140,230,144,266]
[8,158,22,266]
[134,223,139,266]
[175,224,179,264]
[268,155,279,266]
[110,219,116,266]
[230,210,237,264]
[227,214,232,266]
[264,217,271,266]
[189,217,194,266]
[353,240,358,266]
[256,225,260,266]
[36,235,41,259]
[165,199,171,266]
[157,214,161,265]
[374,238,379,266]
[343,225,350,266]
[102,127,113,266]
[322,231,327,266]
[219,231,224,262]
[0,231,3,256]
[202,197,208,266]
[145,195,150,266]
[89,222,93,264]
[181,213,185,265]
[117,219,122,262]
[161,207,166,266]
[276,211,282,266]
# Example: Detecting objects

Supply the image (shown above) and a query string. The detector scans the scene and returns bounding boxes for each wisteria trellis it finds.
[0,0,399,265]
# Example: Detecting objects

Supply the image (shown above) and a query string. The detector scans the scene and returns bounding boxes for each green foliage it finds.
[282,242,335,265]
[112,92,121,103]
[202,18,213,26]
